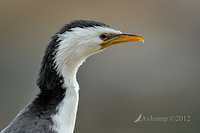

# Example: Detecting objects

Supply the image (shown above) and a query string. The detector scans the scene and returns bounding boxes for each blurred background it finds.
[0,0,200,132]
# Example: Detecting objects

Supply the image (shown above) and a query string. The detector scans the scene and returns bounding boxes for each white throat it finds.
[51,41,85,133]
[51,66,80,133]
[51,64,80,133]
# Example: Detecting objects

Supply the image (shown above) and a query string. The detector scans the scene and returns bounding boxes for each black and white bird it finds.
[1,20,144,133]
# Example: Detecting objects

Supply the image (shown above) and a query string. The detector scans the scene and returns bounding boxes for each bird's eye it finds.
[100,33,109,41]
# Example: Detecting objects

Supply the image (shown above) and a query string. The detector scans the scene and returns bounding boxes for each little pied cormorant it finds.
[1,20,144,133]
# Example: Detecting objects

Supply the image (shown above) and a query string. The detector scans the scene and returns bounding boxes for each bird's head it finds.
[57,20,143,55]
[37,20,144,89]
[54,20,144,72]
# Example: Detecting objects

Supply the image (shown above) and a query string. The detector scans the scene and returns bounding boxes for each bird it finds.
[1,20,144,133]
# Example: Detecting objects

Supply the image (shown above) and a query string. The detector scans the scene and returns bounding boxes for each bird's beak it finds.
[100,34,144,50]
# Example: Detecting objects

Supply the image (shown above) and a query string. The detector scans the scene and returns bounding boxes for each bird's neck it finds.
[36,62,81,133]
[35,36,88,133]
[51,63,80,133]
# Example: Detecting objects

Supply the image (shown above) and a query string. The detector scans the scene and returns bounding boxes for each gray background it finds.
[0,0,200,132]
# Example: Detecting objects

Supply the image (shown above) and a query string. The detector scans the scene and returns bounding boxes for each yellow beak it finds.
[100,34,144,50]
